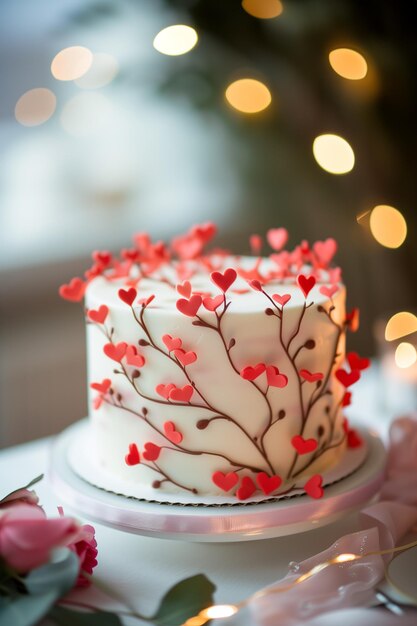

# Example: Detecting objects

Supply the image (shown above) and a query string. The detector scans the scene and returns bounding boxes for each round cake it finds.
[59,223,368,501]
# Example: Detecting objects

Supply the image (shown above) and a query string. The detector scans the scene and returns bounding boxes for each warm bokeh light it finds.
[385,312,417,342]
[329,48,368,80]
[225,78,272,113]
[242,0,283,19]
[395,342,417,369]
[14,88,56,127]
[51,46,93,81]
[60,92,114,137]
[369,205,407,248]
[153,25,198,56]
[75,52,119,89]
[334,553,358,563]
[312,134,355,174]
[183,616,208,626]
[200,604,238,619]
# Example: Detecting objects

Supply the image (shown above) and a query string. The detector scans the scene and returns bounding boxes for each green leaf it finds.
[1,474,44,502]
[48,605,123,626]
[150,574,216,626]
[24,548,79,597]
[0,591,60,626]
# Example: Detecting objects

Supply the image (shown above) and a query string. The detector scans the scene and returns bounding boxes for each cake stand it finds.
[49,420,386,542]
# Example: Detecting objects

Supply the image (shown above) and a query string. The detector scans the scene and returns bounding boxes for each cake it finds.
[59,223,368,502]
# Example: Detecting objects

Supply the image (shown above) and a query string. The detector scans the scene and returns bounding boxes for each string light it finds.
[51,46,93,81]
[395,342,417,369]
[242,0,283,19]
[369,205,407,248]
[14,88,56,127]
[329,48,368,80]
[312,134,355,174]
[153,25,198,56]
[75,52,119,89]
[385,312,417,341]
[225,78,272,113]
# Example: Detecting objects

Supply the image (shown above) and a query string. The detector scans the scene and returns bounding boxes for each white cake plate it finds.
[49,420,386,542]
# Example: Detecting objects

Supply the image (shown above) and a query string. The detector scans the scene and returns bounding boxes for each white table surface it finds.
[0,369,412,626]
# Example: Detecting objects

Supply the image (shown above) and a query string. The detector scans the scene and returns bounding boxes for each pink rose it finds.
[0,504,80,573]
[68,524,98,588]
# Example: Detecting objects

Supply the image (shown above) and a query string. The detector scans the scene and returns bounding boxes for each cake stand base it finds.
[49,420,386,542]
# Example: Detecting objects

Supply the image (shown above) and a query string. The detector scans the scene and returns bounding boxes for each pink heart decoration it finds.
[266,228,288,251]
[272,293,291,307]
[59,277,86,302]
[87,305,109,324]
[169,385,194,403]
[191,222,217,243]
[212,471,239,493]
[118,287,137,306]
[250,234,262,254]
[164,421,183,444]
[256,472,282,495]
[125,443,140,466]
[162,334,182,352]
[203,295,224,311]
[92,250,112,267]
[299,369,323,383]
[125,345,145,368]
[103,342,127,362]
[347,352,370,371]
[304,474,324,499]
[143,442,161,461]
[342,391,352,407]
[292,435,318,455]
[345,307,360,332]
[319,285,339,299]
[174,349,197,366]
[266,365,288,388]
[297,274,316,298]
[155,383,176,399]
[176,281,192,299]
[240,364,266,381]
[236,476,257,501]
[210,268,237,292]
[90,379,111,394]
[313,238,337,266]
[335,368,360,388]
[176,295,202,317]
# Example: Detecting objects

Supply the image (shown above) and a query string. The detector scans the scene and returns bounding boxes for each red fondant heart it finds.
[176,281,192,299]
[345,308,360,332]
[176,295,202,317]
[249,279,263,291]
[240,363,266,381]
[92,250,112,267]
[118,287,137,306]
[342,391,352,407]
[87,305,109,324]
[169,385,194,403]
[156,383,176,399]
[143,442,161,461]
[319,285,338,299]
[292,435,318,455]
[93,395,103,410]
[272,293,291,307]
[121,248,140,262]
[304,474,323,499]
[299,369,324,383]
[125,345,145,368]
[125,443,140,466]
[347,429,362,448]
[212,471,239,493]
[335,368,360,388]
[139,294,155,307]
[256,472,282,495]
[210,268,237,293]
[59,277,86,302]
[103,342,127,362]
[203,295,224,311]
[266,365,288,388]
[173,349,197,366]
[297,274,316,298]
[90,379,111,394]
[164,421,183,444]
[313,238,337,266]
[236,476,257,501]
[266,228,288,251]
[192,222,217,243]
[162,334,182,352]
[347,352,370,371]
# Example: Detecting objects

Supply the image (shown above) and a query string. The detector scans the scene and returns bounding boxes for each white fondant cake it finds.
[60,224,368,501]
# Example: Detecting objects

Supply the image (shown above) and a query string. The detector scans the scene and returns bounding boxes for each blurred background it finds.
[1,0,416,447]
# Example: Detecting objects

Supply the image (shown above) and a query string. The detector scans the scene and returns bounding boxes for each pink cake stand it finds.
[49,420,386,542]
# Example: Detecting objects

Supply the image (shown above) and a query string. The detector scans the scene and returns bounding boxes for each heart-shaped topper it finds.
[125,345,145,368]
[292,435,318,455]
[267,228,288,251]
[162,334,182,352]
[210,268,237,293]
[256,472,282,495]
[347,352,370,371]
[272,293,291,307]
[92,250,112,268]
[299,369,323,383]
[297,274,316,298]
[90,379,111,394]
[319,285,339,299]
[176,281,192,299]
[118,287,137,306]
[103,342,127,362]
[143,442,161,461]
[240,363,266,381]
[266,365,288,388]
[313,238,337,266]
[250,234,262,255]
[203,295,224,311]
[212,471,239,493]
[335,368,360,388]
[304,474,323,499]
[87,305,109,324]
[59,277,86,302]
[236,476,257,501]
[176,295,202,317]
[125,443,140,466]
[164,421,183,445]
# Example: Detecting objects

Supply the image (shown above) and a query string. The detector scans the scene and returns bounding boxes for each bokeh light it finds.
[329,48,368,80]
[14,88,56,127]
[51,46,93,81]
[385,312,417,341]
[75,53,119,89]
[242,0,283,19]
[225,78,272,113]
[200,604,238,619]
[153,25,198,56]
[395,342,417,369]
[312,134,355,174]
[369,205,407,248]
[60,92,115,137]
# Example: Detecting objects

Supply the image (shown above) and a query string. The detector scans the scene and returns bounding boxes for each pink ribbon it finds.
[250,415,417,625]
